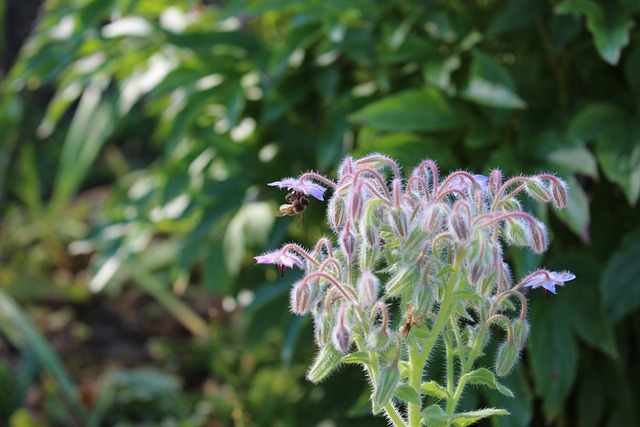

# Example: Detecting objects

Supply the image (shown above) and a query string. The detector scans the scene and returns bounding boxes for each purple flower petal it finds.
[268,177,327,201]
[522,270,575,294]
[254,250,303,277]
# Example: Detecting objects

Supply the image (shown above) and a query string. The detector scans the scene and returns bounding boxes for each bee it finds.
[276,190,309,217]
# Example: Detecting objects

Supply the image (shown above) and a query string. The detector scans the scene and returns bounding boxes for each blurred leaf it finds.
[395,383,421,406]
[528,290,579,420]
[349,89,467,132]
[460,50,526,109]
[484,364,533,427]
[0,290,88,423]
[569,103,640,205]
[51,83,115,209]
[624,41,640,93]
[555,0,634,65]
[488,0,546,36]
[600,235,640,322]
[595,119,640,206]
[553,175,591,243]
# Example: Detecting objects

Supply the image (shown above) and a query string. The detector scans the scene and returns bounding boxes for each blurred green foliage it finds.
[0,0,639,425]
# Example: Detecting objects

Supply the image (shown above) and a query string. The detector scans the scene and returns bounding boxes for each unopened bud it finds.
[512,318,529,350]
[314,308,334,347]
[449,201,471,242]
[388,208,408,239]
[339,221,357,260]
[372,362,400,414]
[551,179,568,209]
[385,267,419,297]
[357,271,380,308]
[505,218,528,246]
[354,154,387,171]
[290,281,316,315]
[413,272,434,314]
[422,203,447,233]
[359,244,381,270]
[404,226,425,252]
[495,341,520,377]
[349,182,364,222]
[525,178,552,203]
[361,199,381,248]
[528,220,548,253]
[338,156,354,178]
[307,345,342,383]
[365,326,391,351]
[332,305,352,353]
[328,196,346,231]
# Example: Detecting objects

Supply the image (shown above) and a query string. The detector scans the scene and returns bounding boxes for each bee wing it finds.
[294,211,304,229]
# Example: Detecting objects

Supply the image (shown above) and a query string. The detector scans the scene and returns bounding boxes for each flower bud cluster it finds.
[255,155,575,417]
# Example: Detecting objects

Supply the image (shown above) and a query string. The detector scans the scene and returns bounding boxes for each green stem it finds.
[407,252,463,427]
[444,327,456,414]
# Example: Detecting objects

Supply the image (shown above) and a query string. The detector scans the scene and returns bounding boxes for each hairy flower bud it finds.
[413,271,434,314]
[332,305,351,353]
[339,221,357,260]
[385,267,419,297]
[505,218,529,246]
[290,281,316,315]
[338,155,354,178]
[365,326,391,351]
[349,181,365,223]
[551,179,568,209]
[314,308,334,347]
[422,203,447,233]
[449,201,471,242]
[372,362,400,414]
[357,270,380,308]
[388,208,408,239]
[361,199,381,248]
[528,219,548,253]
[328,196,346,231]
[512,318,529,350]
[525,178,552,203]
[495,341,520,377]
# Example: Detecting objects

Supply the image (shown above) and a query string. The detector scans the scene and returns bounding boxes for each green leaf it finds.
[51,83,115,208]
[569,103,640,205]
[421,381,449,399]
[480,363,533,427]
[595,119,640,206]
[395,383,422,406]
[462,368,514,397]
[460,50,526,109]
[550,253,617,356]
[488,0,546,36]
[341,351,371,364]
[449,408,509,427]
[0,290,88,423]
[552,175,590,243]
[349,88,467,132]
[528,287,579,420]
[600,236,640,322]
[568,102,626,141]
[555,0,635,65]
[423,404,508,427]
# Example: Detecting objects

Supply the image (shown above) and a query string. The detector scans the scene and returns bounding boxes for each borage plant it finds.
[255,154,575,427]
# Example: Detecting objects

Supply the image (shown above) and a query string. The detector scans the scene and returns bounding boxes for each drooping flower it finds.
[269,178,327,200]
[254,250,303,276]
[521,270,576,294]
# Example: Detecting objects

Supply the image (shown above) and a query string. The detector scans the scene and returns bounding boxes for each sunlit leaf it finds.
[460,50,526,109]
[350,88,468,132]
